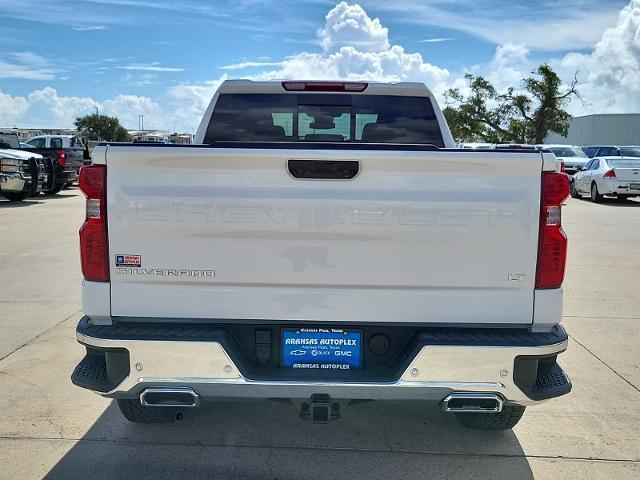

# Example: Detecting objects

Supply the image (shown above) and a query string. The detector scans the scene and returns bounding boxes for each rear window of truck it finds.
[203,94,444,146]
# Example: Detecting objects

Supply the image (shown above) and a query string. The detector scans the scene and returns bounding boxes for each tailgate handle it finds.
[288,160,359,180]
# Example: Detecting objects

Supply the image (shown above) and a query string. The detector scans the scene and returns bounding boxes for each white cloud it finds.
[485,43,531,89]
[366,0,624,51]
[0,87,169,131]
[167,76,227,132]
[116,63,184,72]
[0,91,29,126]
[120,72,158,87]
[247,2,450,96]
[10,52,49,66]
[319,1,390,53]
[418,38,453,43]
[73,25,107,31]
[553,0,640,115]
[102,94,166,128]
[15,87,99,127]
[221,61,284,71]
[0,52,56,80]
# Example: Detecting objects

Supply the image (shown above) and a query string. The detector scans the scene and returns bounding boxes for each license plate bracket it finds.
[282,328,362,370]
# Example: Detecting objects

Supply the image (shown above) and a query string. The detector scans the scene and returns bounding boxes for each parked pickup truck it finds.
[0,147,49,201]
[23,134,88,193]
[1,132,48,201]
[0,131,86,195]
[71,80,571,430]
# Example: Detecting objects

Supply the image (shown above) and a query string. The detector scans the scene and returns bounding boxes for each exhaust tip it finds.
[140,388,200,408]
[442,393,503,414]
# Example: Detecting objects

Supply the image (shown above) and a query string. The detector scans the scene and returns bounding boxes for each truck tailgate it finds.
[106,146,542,325]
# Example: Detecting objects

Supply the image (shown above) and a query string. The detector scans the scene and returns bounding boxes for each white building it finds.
[128,130,193,144]
[129,130,169,143]
[169,133,192,144]
[0,127,77,141]
[545,114,640,145]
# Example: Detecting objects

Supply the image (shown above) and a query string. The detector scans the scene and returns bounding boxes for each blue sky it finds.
[0,0,638,132]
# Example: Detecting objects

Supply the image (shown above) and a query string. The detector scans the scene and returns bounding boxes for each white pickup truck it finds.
[72,80,571,430]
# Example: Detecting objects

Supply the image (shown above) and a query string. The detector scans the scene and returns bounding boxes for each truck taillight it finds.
[56,149,66,167]
[536,172,569,289]
[79,165,109,282]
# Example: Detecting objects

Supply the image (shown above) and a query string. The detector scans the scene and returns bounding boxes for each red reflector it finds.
[79,165,109,282]
[80,221,109,282]
[79,165,106,199]
[281,81,368,92]
[536,226,567,288]
[603,169,616,178]
[536,172,569,289]
[56,149,66,167]
[541,171,569,205]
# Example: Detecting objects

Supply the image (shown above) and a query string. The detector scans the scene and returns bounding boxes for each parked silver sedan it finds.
[571,157,640,202]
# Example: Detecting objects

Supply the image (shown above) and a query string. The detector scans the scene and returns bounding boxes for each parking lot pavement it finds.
[0,190,83,359]
[562,197,640,389]
[0,194,639,479]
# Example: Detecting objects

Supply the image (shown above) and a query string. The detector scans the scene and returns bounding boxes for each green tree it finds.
[74,113,132,142]
[444,64,579,144]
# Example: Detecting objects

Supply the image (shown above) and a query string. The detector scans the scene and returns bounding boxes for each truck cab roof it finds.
[216,80,435,97]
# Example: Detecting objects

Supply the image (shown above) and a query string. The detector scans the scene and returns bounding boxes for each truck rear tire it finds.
[1,191,29,202]
[455,405,525,431]
[117,399,182,423]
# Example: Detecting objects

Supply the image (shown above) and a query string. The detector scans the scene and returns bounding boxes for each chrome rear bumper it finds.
[73,319,571,406]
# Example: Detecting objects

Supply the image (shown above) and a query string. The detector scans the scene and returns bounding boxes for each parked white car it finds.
[537,145,589,175]
[571,156,640,202]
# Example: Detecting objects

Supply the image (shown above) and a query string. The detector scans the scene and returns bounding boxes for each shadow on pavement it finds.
[0,198,44,208]
[574,197,640,207]
[44,399,534,480]
[36,193,80,200]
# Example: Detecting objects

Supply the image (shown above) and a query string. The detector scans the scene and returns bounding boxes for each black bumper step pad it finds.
[71,348,130,393]
[71,354,110,392]
[533,361,571,397]
[514,355,572,401]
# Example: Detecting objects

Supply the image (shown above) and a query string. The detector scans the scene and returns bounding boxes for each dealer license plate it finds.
[282,328,362,370]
